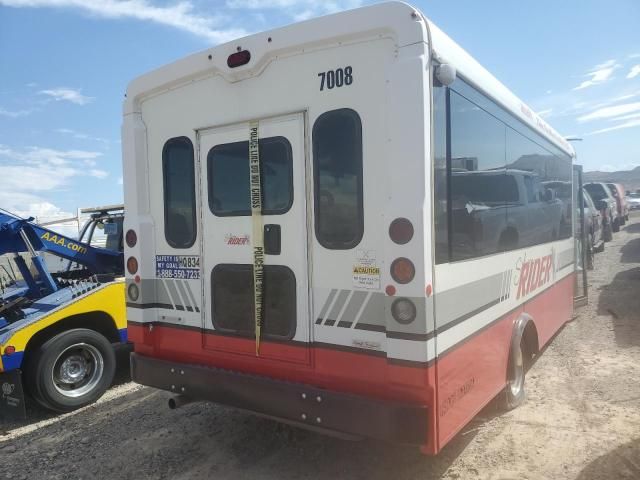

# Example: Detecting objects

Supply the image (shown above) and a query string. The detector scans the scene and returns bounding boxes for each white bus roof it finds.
[125,1,574,158]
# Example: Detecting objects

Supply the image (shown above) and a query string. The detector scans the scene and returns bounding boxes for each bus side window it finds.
[312,108,363,250]
[162,136,197,248]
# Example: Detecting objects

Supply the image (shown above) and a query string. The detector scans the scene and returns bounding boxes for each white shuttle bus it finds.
[123,2,579,453]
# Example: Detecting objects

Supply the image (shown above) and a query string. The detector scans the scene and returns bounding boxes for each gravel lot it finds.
[2,215,640,480]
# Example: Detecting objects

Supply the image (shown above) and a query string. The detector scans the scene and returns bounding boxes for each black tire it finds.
[24,328,116,412]
[620,215,626,226]
[502,338,527,410]
[613,218,620,232]
[603,223,613,242]
[625,214,629,221]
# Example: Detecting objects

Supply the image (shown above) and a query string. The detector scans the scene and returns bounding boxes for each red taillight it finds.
[125,229,137,248]
[385,284,396,296]
[227,50,251,68]
[4,345,16,355]
[390,257,415,284]
[389,218,414,245]
[127,256,139,275]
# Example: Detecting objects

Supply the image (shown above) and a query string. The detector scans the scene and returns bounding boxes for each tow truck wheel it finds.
[25,328,116,412]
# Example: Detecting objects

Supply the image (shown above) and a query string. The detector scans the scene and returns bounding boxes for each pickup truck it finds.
[450,169,564,259]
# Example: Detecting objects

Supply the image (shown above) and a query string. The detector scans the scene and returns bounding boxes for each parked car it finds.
[450,169,563,257]
[606,183,629,225]
[626,192,640,211]
[582,189,604,270]
[584,182,618,237]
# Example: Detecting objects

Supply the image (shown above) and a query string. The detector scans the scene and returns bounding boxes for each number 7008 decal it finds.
[318,66,353,91]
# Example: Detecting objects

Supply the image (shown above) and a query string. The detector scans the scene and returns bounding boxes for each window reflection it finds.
[449,91,507,261]
[434,78,574,263]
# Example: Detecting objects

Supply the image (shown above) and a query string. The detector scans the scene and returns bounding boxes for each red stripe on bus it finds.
[128,273,573,454]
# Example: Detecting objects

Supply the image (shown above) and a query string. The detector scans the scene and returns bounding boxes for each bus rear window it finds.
[313,108,363,249]
[208,136,293,216]
[162,136,197,248]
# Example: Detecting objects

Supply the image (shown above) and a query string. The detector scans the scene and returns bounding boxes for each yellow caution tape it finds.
[249,120,264,356]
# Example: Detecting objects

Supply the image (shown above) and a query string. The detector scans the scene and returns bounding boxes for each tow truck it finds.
[0,205,125,418]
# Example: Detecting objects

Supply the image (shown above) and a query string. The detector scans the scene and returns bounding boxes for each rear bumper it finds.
[130,353,428,444]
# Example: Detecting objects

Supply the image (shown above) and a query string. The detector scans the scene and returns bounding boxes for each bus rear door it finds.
[197,112,311,364]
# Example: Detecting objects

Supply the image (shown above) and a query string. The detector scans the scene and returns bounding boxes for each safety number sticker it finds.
[155,255,200,279]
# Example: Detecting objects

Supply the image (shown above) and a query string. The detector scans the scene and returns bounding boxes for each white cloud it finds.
[117,176,123,185]
[0,107,34,117]
[0,144,104,191]
[577,101,640,122]
[226,0,362,21]
[89,169,109,179]
[0,0,248,44]
[55,127,110,144]
[0,144,111,229]
[573,59,620,90]
[587,118,640,136]
[627,65,640,79]
[39,87,94,105]
[537,108,552,118]
[0,190,72,221]
[609,112,640,122]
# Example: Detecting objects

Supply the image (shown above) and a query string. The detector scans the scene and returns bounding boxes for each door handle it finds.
[264,224,281,255]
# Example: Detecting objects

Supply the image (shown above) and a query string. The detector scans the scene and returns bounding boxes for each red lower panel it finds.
[128,273,574,454]
[434,273,574,450]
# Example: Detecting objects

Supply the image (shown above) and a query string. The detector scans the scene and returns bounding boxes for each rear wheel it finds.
[620,215,626,226]
[25,328,116,412]
[613,218,620,232]
[603,223,613,242]
[502,338,528,410]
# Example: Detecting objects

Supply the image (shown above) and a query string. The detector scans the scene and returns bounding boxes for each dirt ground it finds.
[2,216,640,480]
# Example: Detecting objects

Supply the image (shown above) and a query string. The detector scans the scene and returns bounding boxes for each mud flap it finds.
[0,369,27,420]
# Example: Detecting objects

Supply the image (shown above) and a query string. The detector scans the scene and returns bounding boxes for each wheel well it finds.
[22,311,120,366]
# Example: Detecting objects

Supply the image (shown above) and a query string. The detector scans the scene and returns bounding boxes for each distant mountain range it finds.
[584,167,640,193]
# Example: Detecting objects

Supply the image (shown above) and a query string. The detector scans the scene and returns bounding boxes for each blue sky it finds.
[1,0,639,224]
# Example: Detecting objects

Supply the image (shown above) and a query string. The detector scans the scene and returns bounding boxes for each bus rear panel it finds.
[123,2,575,454]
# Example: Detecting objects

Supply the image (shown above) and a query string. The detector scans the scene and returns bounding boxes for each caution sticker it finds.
[352,250,380,289]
